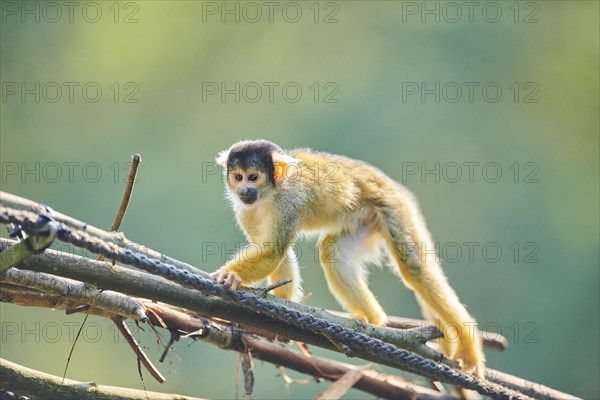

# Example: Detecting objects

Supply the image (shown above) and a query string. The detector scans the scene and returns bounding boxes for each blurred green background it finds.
[1,1,598,399]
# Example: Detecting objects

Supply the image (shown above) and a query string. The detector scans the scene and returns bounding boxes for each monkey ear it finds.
[272,153,301,183]
[215,149,229,168]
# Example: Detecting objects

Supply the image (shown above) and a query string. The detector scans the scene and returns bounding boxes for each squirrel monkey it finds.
[210,140,485,376]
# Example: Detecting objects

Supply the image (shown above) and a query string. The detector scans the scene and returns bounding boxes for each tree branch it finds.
[0,267,146,321]
[0,358,203,400]
[328,311,509,352]
[0,191,205,277]
[0,238,580,400]
[129,302,455,400]
[0,274,450,399]
[0,238,446,364]
[0,284,121,319]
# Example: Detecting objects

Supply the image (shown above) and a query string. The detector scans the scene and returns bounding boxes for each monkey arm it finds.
[212,212,299,290]
[221,243,287,283]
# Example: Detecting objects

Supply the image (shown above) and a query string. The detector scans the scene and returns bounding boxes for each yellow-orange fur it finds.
[212,140,486,377]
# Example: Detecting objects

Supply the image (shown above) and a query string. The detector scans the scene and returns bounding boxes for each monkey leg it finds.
[415,294,457,358]
[379,200,485,376]
[383,233,485,376]
[267,247,303,302]
[318,233,387,326]
[406,266,484,376]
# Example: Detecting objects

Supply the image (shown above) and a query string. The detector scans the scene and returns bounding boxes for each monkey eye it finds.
[235,174,243,182]
[248,174,258,182]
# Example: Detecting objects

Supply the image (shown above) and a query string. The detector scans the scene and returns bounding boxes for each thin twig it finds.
[97,153,141,262]
[113,317,166,383]
[315,363,374,400]
[261,278,292,295]
[93,154,162,383]
[159,333,178,363]
[62,290,103,383]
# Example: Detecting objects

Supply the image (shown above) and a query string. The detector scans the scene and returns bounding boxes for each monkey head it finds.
[216,140,299,206]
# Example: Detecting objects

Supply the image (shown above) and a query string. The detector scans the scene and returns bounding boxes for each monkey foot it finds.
[454,343,486,379]
[351,311,387,327]
[352,316,370,328]
[210,269,242,292]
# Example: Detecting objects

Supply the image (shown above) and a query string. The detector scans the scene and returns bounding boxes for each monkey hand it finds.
[210,268,242,292]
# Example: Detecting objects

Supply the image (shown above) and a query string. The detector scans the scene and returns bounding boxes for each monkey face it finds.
[226,167,271,205]
[216,140,301,207]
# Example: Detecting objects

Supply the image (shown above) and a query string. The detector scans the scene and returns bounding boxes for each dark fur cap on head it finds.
[216,140,283,184]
